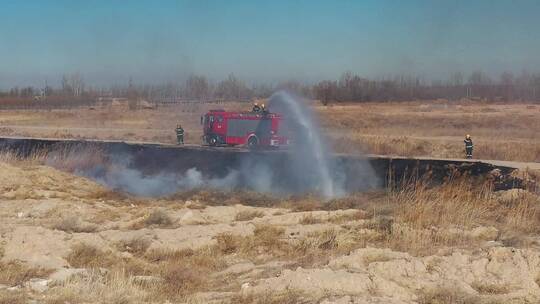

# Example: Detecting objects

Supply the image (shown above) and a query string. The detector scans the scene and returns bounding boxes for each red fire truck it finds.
[201,110,290,148]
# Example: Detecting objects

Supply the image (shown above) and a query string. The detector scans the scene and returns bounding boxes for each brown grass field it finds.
[0,100,539,162]
[318,101,540,162]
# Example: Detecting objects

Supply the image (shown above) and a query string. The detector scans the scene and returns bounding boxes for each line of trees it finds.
[313,71,540,105]
[2,70,540,105]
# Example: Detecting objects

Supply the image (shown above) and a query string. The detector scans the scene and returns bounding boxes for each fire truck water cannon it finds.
[201,109,291,148]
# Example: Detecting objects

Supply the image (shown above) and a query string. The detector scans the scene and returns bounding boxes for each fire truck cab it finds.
[201,110,289,148]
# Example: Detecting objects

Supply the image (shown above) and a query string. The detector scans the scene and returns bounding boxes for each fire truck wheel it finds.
[247,136,259,148]
[208,136,218,146]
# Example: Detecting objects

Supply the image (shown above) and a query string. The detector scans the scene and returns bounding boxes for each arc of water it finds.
[271,91,335,198]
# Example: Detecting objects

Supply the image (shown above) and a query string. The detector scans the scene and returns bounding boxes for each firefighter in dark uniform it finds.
[252,102,261,113]
[261,103,268,114]
[175,124,184,145]
[464,134,473,159]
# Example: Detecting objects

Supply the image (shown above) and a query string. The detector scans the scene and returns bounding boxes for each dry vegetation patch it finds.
[170,190,282,208]
[328,210,368,223]
[0,291,27,304]
[142,246,227,300]
[53,215,98,233]
[66,243,117,269]
[44,270,147,304]
[322,102,540,162]
[299,214,322,224]
[66,243,154,277]
[115,237,152,257]
[235,209,265,221]
[470,281,510,295]
[144,208,173,226]
[0,261,52,286]
[374,177,540,255]
[417,287,477,304]
[130,208,174,229]
[231,289,308,304]
[215,224,288,259]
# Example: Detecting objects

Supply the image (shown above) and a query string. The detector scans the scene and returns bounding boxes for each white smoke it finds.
[268,91,340,197]
[268,91,380,198]
[45,91,379,198]
[81,158,244,197]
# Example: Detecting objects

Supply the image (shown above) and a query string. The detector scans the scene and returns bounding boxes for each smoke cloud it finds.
[268,91,378,198]
[45,91,379,198]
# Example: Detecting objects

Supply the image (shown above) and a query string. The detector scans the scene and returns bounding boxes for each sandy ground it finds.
[1,160,540,303]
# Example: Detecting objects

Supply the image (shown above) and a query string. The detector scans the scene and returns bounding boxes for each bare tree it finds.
[61,73,85,97]
[215,74,252,100]
[185,75,210,100]
[313,80,338,105]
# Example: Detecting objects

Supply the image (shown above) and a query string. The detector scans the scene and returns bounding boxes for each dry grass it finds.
[143,246,227,300]
[293,228,364,267]
[171,190,384,215]
[53,216,98,233]
[299,214,322,224]
[215,223,363,271]
[0,103,247,145]
[235,209,265,221]
[417,287,477,304]
[1,101,539,161]
[66,243,118,269]
[144,208,174,226]
[215,225,291,261]
[321,102,540,162]
[116,237,152,256]
[373,176,540,255]
[391,179,496,229]
[0,261,52,286]
[328,210,368,223]
[130,208,174,229]
[171,190,282,208]
[44,270,147,304]
[168,178,540,259]
[470,281,510,295]
[66,243,154,277]
[503,194,540,233]
[89,208,124,224]
[0,291,27,304]
[0,150,47,166]
[29,241,227,302]
[157,264,204,297]
[231,289,308,304]
[309,229,339,250]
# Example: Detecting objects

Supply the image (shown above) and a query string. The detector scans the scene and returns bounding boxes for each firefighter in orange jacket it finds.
[252,102,261,113]
[176,124,184,145]
[464,134,473,159]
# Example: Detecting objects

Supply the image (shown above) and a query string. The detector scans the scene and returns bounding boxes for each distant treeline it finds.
[2,71,540,108]
[313,71,540,105]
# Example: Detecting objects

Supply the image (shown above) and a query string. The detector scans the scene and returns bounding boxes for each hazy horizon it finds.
[1,0,540,88]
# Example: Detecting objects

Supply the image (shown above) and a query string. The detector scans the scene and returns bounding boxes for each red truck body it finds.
[202,110,289,148]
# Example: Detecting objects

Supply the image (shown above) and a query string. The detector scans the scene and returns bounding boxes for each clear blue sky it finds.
[1,0,539,88]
